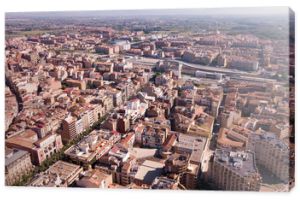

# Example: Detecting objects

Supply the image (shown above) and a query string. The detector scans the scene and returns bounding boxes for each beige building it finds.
[248,131,289,182]
[134,160,164,186]
[5,148,33,185]
[180,163,200,190]
[61,115,83,142]
[151,177,179,189]
[76,169,113,188]
[164,153,200,189]
[6,130,63,165]
[65,79,86,90]
[211,149,261,191]
[217,126,250,150]
[173,133,208,189]
[64,129,120,164]
[30,160,83,187]
[141,123,169,149]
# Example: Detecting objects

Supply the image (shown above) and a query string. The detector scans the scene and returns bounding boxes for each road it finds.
[127,55,251,74]
[127,56,278,83]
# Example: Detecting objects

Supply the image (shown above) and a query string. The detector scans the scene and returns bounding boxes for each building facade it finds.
[211,149,261,191]
[5,148,33,185]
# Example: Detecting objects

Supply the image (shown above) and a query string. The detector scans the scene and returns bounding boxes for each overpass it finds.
[127,56,279,83]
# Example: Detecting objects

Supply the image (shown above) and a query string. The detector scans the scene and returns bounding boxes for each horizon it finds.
[5,7,291,19]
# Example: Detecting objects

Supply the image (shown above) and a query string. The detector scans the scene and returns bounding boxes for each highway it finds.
[127,56,252,75]
[127,56,278,83]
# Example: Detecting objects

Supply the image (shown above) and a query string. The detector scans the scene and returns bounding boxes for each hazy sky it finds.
[6,7,290,18]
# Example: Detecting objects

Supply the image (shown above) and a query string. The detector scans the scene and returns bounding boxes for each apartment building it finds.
[248,131,289,182]
[5,148,33,185]
[211,149,261,191]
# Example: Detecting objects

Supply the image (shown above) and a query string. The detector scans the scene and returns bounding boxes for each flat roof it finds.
[5,148,29,167]
[214,149,259,177]
[175,133,207,164]
[134,160,164,185]
[30,160,82,187]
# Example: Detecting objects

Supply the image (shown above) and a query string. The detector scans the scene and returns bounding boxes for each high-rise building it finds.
[61,115,83,142]
[248,131,289,182]
[211,149,261,191]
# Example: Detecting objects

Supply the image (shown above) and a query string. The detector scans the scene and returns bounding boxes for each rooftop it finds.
[252,130,289,151]
[214,149,259,177]
[151,177,178,189]
[76,169,112,188]
[175,133,207,164]
[30,160,82,187]
[5,148,30,167]
[217,127,249,149]
[64,129,118,163]
[134,160,165,185]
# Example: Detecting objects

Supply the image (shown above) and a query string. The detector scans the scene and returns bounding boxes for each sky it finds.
[5,7,290,18]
